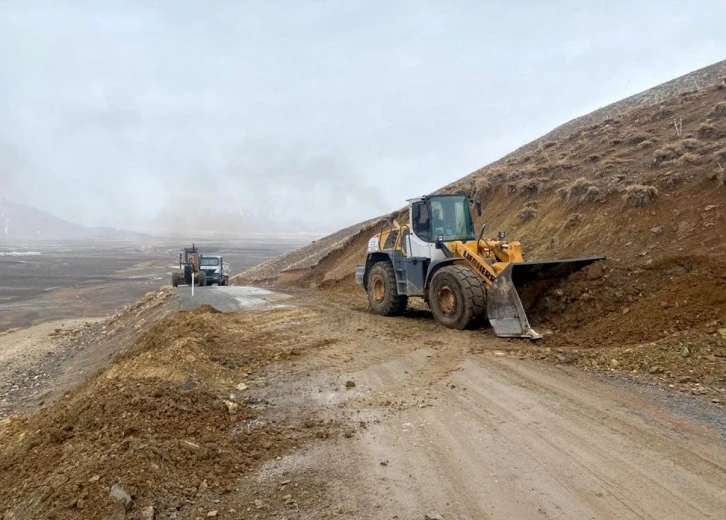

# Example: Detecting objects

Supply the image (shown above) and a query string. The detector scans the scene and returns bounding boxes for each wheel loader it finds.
[355,194,605,339]
[172,243,207,287]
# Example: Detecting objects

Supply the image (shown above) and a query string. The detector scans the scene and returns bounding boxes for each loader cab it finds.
[410,194,476,244]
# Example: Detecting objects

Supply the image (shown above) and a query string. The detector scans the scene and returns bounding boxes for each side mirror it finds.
[498,231,506,240]
[435,235,445,249]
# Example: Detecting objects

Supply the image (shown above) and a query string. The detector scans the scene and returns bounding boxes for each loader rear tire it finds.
[172,272,181,288]
[429,265,486,330]
[367,261,407,316]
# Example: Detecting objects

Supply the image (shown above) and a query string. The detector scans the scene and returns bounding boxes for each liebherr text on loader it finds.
[355,194,605,339]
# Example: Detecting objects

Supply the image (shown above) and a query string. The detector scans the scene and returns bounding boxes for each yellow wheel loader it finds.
[355,194,605,339]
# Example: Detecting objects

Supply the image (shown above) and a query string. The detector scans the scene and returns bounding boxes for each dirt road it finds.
[1,288,724,519]
[235,292,726,520]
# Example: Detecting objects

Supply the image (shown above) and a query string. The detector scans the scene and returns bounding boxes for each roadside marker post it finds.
[192,270,195,297]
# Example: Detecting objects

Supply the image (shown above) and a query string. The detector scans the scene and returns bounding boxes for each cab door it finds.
[409,201,445,260]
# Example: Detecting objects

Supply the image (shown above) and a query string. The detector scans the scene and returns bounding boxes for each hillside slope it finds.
[243,63,726,357]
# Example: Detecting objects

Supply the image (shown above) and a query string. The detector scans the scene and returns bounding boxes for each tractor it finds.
[172,243,207,287]
[356,194,605,339]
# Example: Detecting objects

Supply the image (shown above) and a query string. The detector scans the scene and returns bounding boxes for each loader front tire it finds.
[172,272,181,288]
[198,272,207,287]
[429,265,486,330]
[367,261,407,316]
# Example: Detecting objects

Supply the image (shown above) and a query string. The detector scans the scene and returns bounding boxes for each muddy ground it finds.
[1,288,724,520]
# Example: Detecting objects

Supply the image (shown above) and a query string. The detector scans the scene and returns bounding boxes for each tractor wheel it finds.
[198,272,207,287]
[172,272,180,287]
[429,265,486,330]
[367,261,407,316]
[222,276,229,286]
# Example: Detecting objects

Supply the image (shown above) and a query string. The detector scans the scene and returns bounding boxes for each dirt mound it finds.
[530,256,726,348]
[0,305,337,520]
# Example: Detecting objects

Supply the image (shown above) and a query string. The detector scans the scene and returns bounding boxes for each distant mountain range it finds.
[0,198,147,242]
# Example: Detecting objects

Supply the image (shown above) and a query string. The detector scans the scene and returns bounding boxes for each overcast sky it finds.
[1,1,724,232]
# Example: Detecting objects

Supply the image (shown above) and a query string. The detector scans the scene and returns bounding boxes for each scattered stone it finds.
[109,483,133,512]
[712,399,722,404]
[677,376,693,383]
[236,382,248,391]
[380,460,389,466]
[704,205,717,211]
[280,480,292,486]
[650,226,662,234]
[622,307,630,315]
[610,359,619,368]
[254,499,264,509]
[345,380,356,389]
[88,474,101,483]
[207,511,218,517]
[223,400,238,415]
[718,329,726,341]
[425,513,444,520]
[140,506,156,520]
[681,346,691,358]
[649,366,664,375]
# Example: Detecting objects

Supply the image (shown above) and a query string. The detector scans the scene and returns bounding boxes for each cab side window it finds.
[412,202,431,241]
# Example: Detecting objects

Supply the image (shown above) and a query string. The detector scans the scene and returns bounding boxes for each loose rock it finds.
[109,483,133,512]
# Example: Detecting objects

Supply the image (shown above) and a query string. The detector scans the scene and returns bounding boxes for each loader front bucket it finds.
[486,256,605,339]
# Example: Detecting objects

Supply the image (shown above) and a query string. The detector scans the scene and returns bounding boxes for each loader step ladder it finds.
[393,257,408,295]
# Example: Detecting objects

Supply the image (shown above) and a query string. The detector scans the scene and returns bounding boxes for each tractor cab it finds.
[410,194,478,243]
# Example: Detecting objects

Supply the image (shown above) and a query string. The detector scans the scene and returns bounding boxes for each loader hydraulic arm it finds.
[447,241,499,285]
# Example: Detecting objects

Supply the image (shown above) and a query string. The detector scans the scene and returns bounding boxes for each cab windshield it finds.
[413,195,475,242]
[200,257,220,266]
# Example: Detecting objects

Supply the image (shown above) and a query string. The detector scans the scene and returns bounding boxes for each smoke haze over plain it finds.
[1,1,724,233]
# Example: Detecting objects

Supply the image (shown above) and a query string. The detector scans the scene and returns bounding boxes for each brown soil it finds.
[1,289,724,520]
[0,305,338,520]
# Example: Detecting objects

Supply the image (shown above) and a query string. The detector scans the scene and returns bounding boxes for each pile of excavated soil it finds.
[0,305,338,520]
[530,256,726,348]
